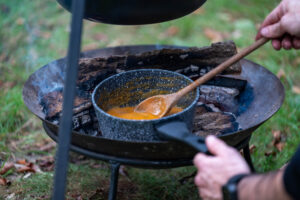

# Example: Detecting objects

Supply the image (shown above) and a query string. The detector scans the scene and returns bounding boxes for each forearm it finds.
[237,170,291,200]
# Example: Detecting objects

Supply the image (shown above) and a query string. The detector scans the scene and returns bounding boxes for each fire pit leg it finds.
[243,144,255,172]
[108,162,121,200]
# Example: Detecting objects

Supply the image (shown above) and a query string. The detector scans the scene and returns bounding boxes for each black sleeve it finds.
[283,145,300,200]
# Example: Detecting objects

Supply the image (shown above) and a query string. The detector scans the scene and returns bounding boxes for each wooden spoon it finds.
[134,38,269,118]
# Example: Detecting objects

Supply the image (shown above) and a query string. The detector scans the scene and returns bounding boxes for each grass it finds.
[1,0,300,199]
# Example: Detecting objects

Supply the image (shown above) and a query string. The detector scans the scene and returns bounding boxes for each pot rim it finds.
[92,69,200,123]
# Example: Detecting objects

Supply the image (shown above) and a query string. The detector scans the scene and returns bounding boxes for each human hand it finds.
[256,0,300,50]
[193,135,250,200]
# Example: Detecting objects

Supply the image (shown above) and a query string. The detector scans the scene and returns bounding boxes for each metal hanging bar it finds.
[52,0,85,199]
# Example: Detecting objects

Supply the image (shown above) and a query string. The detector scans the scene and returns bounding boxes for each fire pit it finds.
[23,43,284,160]
[23,43,284,199]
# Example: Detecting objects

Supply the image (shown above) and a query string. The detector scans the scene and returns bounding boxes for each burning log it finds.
[41,90,63,119]
[193,105,239,136]
[77,41,241,91]
[199,85,240,112]
[41,90,90,119]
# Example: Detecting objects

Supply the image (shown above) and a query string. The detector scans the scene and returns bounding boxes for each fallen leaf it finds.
[30,137,54,151]
[15,164,35,173]
[0,162,14,175]
[16,17,25,25]
[0,177,11,186]
[271,130,285,152]
[272,130,281,142]
[276,68,286,79]
[37,156,54,172]
[249,144,256,153]
[32,162,42,173]
[204,28,223,42]
[264,151,276,157]
[275,142,285,152]
[16,159,27,165]
[39,142,56,152]
[0,177,7,185]
[165,26,180,37]
[292,86,300,94]
[14,160,42,173]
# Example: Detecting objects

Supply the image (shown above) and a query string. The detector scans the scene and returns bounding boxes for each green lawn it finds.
[1,0,300,199]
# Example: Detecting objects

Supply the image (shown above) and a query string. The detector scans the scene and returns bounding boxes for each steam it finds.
[30,60,65,101]
[24,22,39,74]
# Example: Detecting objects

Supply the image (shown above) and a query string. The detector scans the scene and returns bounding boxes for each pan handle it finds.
[155,121,211,155]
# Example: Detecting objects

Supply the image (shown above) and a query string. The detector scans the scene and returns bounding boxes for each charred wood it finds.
[78,41,241,91]
[193,105,239,136]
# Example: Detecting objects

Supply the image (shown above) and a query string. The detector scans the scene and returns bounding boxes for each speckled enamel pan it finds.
[92,69,199,141]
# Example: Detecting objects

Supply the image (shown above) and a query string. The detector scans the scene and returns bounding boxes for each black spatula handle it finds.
[184,134,210,154]
[155,120,211,155]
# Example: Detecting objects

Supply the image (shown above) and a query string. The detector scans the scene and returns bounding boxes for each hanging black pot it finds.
[57,0,207,25]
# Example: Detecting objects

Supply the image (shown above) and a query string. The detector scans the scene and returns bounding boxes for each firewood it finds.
[77,41,241,92]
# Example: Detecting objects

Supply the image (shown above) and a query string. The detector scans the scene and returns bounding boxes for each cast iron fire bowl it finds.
[22,45,285,160]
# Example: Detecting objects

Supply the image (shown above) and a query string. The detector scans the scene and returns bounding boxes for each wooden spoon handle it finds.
[177,37,269,97]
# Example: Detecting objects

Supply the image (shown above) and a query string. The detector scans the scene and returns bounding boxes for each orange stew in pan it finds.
[107,106,183,120]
